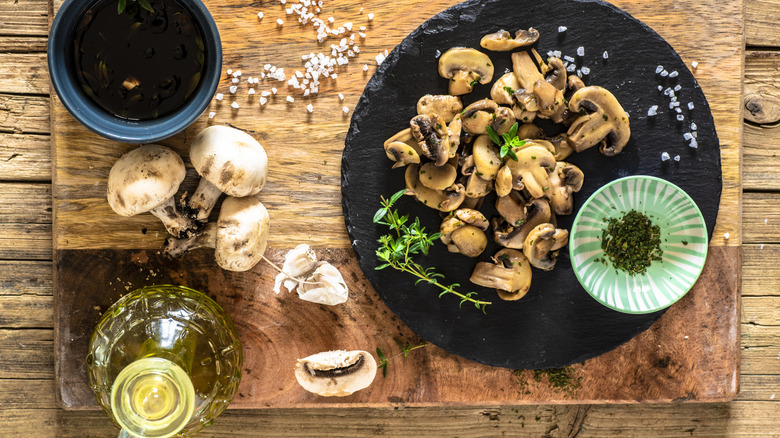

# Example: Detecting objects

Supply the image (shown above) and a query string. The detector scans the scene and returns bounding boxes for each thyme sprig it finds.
[486,122,526,162]
[118,0,154,14]
[373,190,492,313]
[376,338,428,377]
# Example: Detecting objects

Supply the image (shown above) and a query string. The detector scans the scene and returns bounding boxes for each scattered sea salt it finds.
[674,84,682,92]
[674,155,680,162]
[683,132,693,140]
[576,46,584,56]
[286,96,294,102]
[669,70,679,78]
[580,66,590,75]
[208,111,216,119]
[367,12,374,21]
[338,93,344,101]
[661,152,670,161]
[558,26,567,33]
[229,85,237,94]
[657,85,663,91]
[660,70,669,77]
[676,114,684,121]
[257,12,264,19]
[276,19,284,25]
[761,243,765,250]
[647,105,658,116]
[566,64,576,72]
[691,61,699,68]
[272,88,278,94]
[655,65,664,74]
[363,64,369,71]
[307,103,314,113]
[603,51,609,59]
[232,77,239,84]
[215,93,223,101]
[688,102,695,110]
[564,55,576,63]
[259,97,268,105]
[691,122,697,130]
[669,101,680,108]
[231,101,239,109]
[342,106,349,113]
[724,232,730,240]
[435,49,441,58]
[689,138,698,148]
[248,89,255,95]
[376,52,386,65]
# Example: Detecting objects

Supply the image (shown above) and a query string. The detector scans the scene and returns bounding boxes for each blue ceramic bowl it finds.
[48,0,221,143]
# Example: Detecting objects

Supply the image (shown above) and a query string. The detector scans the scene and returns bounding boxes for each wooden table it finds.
[1,0,779,435]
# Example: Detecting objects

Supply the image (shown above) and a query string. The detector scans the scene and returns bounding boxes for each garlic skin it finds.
[273,244,317,294]
[297,262,348,306]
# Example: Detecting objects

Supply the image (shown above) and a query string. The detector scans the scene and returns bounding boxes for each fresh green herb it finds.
[486,122,526,162]
[373,190,492,312]
[469,78,481,87]
[376,338,428,377]
[118,0,154,13]
[601,210,663,275]
[503,85,516,95]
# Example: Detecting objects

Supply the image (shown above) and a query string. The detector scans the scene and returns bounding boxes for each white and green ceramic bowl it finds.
[569,175,708,314]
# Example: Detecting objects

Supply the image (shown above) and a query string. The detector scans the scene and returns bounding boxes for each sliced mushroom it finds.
[186,126,268,222]
[448,115,462,156]
[495,165,513,197]
[410,113,451,166]
[567,86,631,155]
[547,162,584,215]
[416,95,463,123]
[504,145,556,199]
[294,350,377,397]
[546,57,568,91]
[533,79,567,123]
[472,135,502,180]
[419,162,457,190]
[480,28,540,51]
[461,99,498,135]
[107,144,195,238]
[523,223,569,270]
[454,208,490,230]
[438,47,494,95]
[495,190,532,226]
[470,248,532,301]
[493,198,552,249]
[516,123,544,140]
[491,72,521,105]
[545,133,574,161]
[405,164,466,211]
[441,222,488,257]
[384,128,424,157]
[464,173,493,198]
[568,75,586,92]
[492,106,517,135]
[164,195,270,272]
[511,51,544,90]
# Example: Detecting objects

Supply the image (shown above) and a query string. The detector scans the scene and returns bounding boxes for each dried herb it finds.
[376,338,428,377]
[601,210,663,275]
[374,190,492,312]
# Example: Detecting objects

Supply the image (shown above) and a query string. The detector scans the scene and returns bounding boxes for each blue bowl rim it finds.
[48,0,221,143]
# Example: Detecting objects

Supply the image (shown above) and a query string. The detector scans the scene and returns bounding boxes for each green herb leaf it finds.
[508,121,519,139]
[117,0,127,13]
[505,148,519,161]
[373,208,388,224]
[485,125,501,145]
[137,0,155,13]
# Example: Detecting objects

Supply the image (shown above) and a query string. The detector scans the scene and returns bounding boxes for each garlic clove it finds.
[297,262,348,305]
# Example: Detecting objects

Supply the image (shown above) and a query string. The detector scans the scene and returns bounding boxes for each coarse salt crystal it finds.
[231,101,240,109]
[342,106,349,113]
[376,53,386,64]
[566,64,576,72]
[724,232,730,239]
[691,131,698,139]
[676,114,684,121]
[657,85,663,91]
[674,84,682,92]
[669,101,680,108]
[215,93,223,101]
[675,107,682,113]
[674,155,680,162]
[338,93,344,101]
[576,46,584,56]
[660,70,669,77]
[235,70,241,77]
[286,96,294,102]
[688,102,695,110]
[296,71,304,78]
[229,85,237,94]
[647,105,658,116]
[580,66,590,75]
[261,91,271,97]
[765,218,768,224]
[576,69,582,78]
[368,13,374,21]
[669,70,679,78]
[232,77,239,84]
[344,22,353,31]
[226,69,233,75]
[691,122,697,130]
[248,89,255,95]
[208,111,216,119]
[683,132,693,140]
[558,26,567,33]
[689,138,698,148]
[277,19,284,25]
[272,88,278,94]
[564,55,575,63]
[655,65,664,74]
[259,97,268,105]
[257,12,264,19]
[761,243,765,249]
[435,49,441,58]
[553,50,562,58]
[691,61,698,68]
[363,64,369,71]
[303,89,310,96]
[603,51,609,59]
[359,32,366,38]
[264,64,271,71]
[307,103,314,113]
[661,152,670,161]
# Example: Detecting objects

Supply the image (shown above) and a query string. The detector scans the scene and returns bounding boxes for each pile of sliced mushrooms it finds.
[384,28,630,301]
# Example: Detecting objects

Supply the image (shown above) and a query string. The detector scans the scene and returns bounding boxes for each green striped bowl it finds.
[569,175,708,314]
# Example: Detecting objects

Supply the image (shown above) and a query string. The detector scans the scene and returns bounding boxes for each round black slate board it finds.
[341,0,721,369]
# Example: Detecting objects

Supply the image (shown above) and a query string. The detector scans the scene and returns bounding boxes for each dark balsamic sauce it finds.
[73,0,206,120]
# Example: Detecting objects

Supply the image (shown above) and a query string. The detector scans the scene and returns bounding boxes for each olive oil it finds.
[73,0,206,120]
[87,285,242,437]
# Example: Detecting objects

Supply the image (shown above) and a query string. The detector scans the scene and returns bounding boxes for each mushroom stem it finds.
[148,197,197,238]
[163,222,217,258]
[187,177,224,221]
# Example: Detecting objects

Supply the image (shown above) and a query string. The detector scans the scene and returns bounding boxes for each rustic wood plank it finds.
[742,297,780,327]
[0,294,54,328]
[0,223,52,260]
[741,323,780,375]
[743,244,780,296]
[737,376,780,401]
[0,329,53,379]
[0,36,48,53]
[0,0,49,37]
[0,183,51,223]
[745,0,780,47]
[0,134,52,182]
[0,94,50,134]
[0,379,57,409]
[743,51,780,190]
[744,192,780,243]
[0,261,53,296]
[0,53,49,95]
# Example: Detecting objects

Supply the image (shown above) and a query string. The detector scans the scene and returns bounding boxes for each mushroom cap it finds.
[419,162,458,190]
[548,161,584,215]
[190,125,269,197]
[107,144,186,217]
[480,28,540,51]
[491,72,522,105]
[294,350,377,397]
[214,195,270,272]
[384,141,421,168]
[461,99,499,135]
[494,198,552,249]
[545,57,568,91]
[470,248,532,301]
[505,145,556,199]
[416,95,463,123]
[567,86,631,155]
[523,223,569,271]
[438,47,495,95]
[450,225,488,257]
[405,164,466,212]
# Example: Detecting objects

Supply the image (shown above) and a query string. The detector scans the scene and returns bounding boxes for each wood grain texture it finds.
[0,0,49,36]
[0,53,49,95]
[743,192,780,243]
[0,94,50,134]
[0,134,52,181]
[745,0,780,46]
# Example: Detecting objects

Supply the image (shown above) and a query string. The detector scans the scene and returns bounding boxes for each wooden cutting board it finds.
[51,0,744,408]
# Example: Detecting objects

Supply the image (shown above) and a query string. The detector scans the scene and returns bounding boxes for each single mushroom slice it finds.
[440,214,488,258]
[516,123,544,140]
[544,133,574,161]
[511,51,544,91]
[495,190,532,226]
[533,79,567,123]
[472,134,502,180]
[547,162,584,215]
[464,173,493,198]
[545,57,568,91]
[438,47,495,95]
[461,99,499,135]
[164,195,270,271]
[448,115,462,157]
[523,223,569,270]
[491,106,517,135]
[504,145,556,199]
[384,128,423,168]
[491,72,521,105]
[495,165,514,197]
[470,248,532,301]
[480,28,540,51]
[410,113,451,166]
[186,125,268,222]
[493,198,552,249]
[294,350,377,397]
[419,162,457,190]
[417,94,463,123]
[568,75,586,92]
[567,86,631,155]
[107,144,194,238]
[405,164,466,211]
